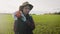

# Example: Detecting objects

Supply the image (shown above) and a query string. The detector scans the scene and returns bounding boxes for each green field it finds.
[0,14,60,34]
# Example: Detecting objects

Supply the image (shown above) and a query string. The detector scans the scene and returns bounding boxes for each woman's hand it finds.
[15,11,22,18]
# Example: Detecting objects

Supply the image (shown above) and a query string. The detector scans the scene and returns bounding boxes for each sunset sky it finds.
[0,0,60,14]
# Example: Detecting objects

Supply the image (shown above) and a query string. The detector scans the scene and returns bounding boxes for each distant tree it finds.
[32,14,36,15]
[58,12,60,14]
[30,14,36,15]
[54,11,60,15]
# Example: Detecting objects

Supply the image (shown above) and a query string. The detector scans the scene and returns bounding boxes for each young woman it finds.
[14,2,35,34]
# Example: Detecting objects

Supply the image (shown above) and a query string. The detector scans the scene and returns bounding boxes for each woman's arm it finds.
[26,16,35,30]
[30,16,35,30]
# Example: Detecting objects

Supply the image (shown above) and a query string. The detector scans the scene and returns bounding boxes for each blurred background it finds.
[0,0,60,34]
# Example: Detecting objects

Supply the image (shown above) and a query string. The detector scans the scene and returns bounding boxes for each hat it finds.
[19,2,33,11]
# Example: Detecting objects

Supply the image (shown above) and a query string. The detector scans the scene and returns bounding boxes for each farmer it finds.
[13,2,35,34]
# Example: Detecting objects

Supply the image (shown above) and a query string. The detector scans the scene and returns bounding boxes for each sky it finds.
[0,0,60,14]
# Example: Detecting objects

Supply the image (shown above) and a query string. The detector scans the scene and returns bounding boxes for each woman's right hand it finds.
[15,11,22,18]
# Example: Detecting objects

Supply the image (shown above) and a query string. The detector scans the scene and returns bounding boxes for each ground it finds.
[0,14,60,34]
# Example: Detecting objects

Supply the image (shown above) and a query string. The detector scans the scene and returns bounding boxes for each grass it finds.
[0,14,60,34]
[32,15,60,34]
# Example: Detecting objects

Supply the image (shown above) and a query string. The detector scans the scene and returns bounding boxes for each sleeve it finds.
[26,16,35,30]
[14,20,19,32]
[12,12,18,20]
[30,16,35,30]
[12,12,19,32]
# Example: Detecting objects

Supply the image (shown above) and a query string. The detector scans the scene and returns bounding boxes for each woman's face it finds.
[23,6,30,15]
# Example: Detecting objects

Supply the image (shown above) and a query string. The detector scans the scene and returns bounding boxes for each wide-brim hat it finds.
[20,2,33,10]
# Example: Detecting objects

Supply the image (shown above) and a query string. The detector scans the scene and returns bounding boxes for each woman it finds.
[14,2,35,34]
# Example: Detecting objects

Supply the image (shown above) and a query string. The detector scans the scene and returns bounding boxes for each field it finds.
[0,14,60,34]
